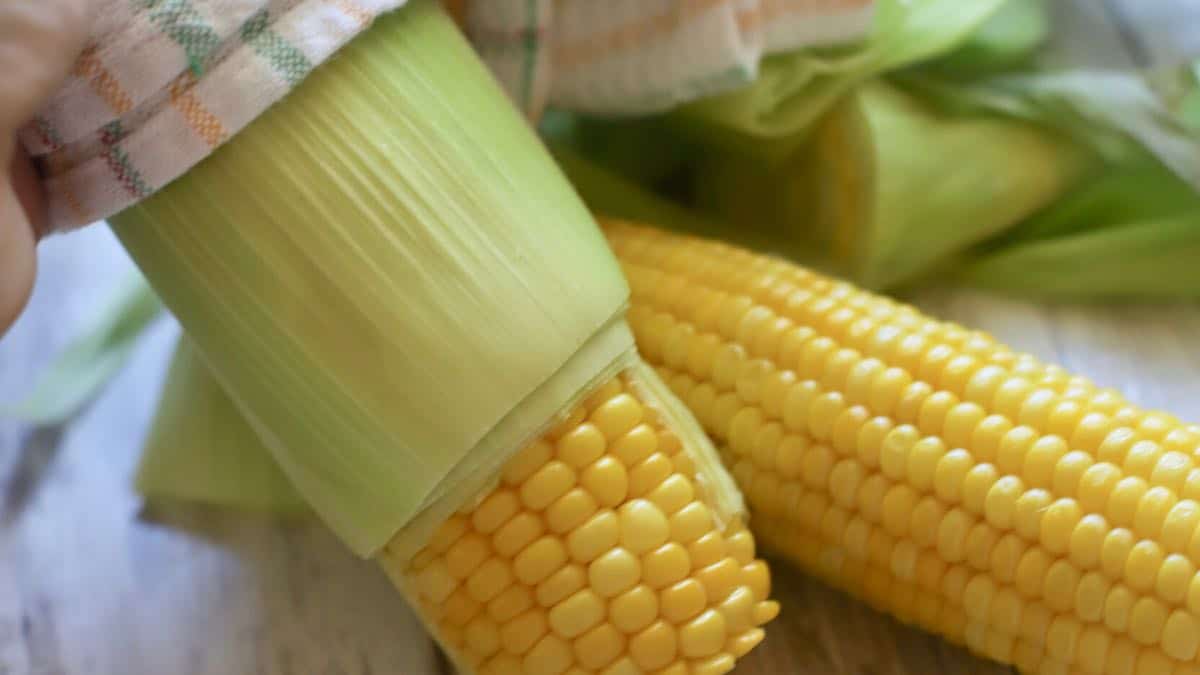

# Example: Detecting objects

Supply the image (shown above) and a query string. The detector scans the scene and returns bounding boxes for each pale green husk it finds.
[929,0,1048,75]
[956,164,1200,300]
[134,332,745,544]
[667,0,1008,163]
[109,0,633,556]
[136,337,307,513]
[3,274,162,425]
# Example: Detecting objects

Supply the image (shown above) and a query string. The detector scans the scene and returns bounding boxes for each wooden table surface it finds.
[2,227,1199,675]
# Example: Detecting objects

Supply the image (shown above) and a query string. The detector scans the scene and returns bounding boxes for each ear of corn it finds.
[109,0,634,557]
[106,1,776,671]
[388,365,777,675]
[606,220,1200,674]
[137,334,777,675]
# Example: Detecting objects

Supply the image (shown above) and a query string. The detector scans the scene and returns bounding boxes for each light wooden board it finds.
[2,227,1199,675]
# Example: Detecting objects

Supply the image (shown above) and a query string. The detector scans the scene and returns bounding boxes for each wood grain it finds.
[2,228,1198,675]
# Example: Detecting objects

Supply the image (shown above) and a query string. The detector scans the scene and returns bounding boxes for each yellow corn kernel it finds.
[520,461,577,511]
[537,565,587,608]
[546,489,601,536]
[574,623,625,671]
[548,589,605,639]
[678,609,727,658]
[629,620,678,670]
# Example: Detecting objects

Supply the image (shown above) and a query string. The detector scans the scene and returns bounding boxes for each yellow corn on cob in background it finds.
[106,1,776,673]
[605,220,1200,675]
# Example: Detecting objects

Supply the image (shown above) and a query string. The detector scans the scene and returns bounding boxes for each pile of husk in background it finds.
[546,0,1200,301]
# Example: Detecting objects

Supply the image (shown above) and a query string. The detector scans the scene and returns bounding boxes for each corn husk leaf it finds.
[693,79,1094,290]
[987,164,1199,245]
[109,0,632,556]
[2,274,163,425]
[549,144,797,261]
[667,0,1008,163]
[137,336,307,513]
[956,163,1200,300]
[541,111,692,188]
[927,0,1048,75]
[899,67,1200,189]
[956,216,1200,301]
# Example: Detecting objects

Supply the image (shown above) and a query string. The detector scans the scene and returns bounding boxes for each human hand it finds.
[0,0,90,337]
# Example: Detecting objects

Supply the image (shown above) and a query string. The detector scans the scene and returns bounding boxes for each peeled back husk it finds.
[108,0,633,557]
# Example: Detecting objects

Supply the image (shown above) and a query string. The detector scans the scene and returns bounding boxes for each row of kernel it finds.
[611,224,1149,418]
[610,228,1102,405]
[623,267,1193,469]
[618,251,1195,459]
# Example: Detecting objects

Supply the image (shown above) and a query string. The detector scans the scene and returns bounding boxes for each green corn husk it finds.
[666,0,1008,163]
[108,0,634,556]
[540,111,692,188]
[956,164,1200,300]
[547,144,793,256]
[928,0,1048,75]
[692,79,1094,290]
[136,337,306,514]
[898,70,1200,187]
[3,273,162,425]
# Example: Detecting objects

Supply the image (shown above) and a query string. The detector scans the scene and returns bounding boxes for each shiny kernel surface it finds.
[395,373,772,673]
[520,461,577,511]
[643,543,692,589]
[589,549,642,599]
[548,589,605,638]
[537,565,587,608]
[581,457,629,508]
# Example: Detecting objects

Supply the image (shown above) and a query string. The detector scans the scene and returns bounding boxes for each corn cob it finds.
[102,1,777,672]
[605,220,1200,675]
[380,370,777,675]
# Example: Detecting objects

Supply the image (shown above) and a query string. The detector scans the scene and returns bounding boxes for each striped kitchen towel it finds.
[465,0,875,119]
[23,0,872,233]
[21,0,408,233]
